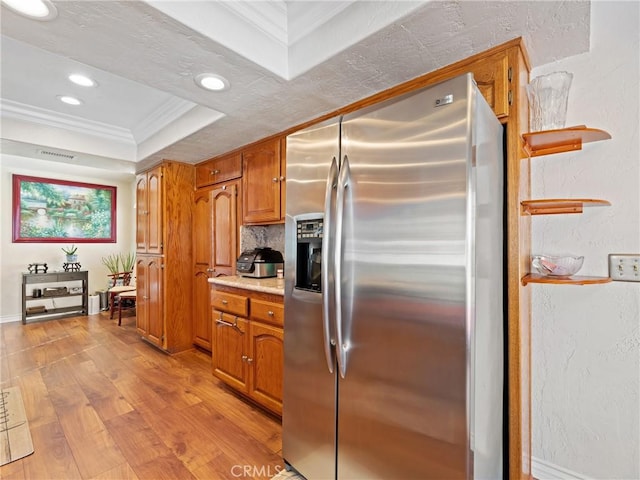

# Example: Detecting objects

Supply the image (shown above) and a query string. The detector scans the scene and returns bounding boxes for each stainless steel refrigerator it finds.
[283,73,504,479]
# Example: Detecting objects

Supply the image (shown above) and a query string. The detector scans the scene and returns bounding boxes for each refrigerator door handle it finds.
[334,154,351,378]
[321,156,339,374]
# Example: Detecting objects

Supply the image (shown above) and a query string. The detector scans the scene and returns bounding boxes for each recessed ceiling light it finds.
[68,74,97,87]
[57,95,83,106]
[1,0,57,21]
[195,73,229,92]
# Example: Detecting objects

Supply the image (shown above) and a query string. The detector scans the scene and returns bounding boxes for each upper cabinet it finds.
[195,152,242,189]
[242,137,286,224]
[468,50,510,118]
[136,165,163,254]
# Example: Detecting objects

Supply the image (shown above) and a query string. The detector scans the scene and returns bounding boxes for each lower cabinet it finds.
[247,320,283,414]
[136,253,193,353]
[211,286,284,415]
[136,255,164,348]
[212,312,249,391]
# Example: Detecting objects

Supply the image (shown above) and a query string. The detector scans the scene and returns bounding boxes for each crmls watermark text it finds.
[231,465,284,478]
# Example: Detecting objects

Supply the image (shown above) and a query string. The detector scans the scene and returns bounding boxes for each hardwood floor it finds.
[0,312,284,479]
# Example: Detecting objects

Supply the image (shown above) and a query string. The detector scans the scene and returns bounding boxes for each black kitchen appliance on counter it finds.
[236,247,284,278]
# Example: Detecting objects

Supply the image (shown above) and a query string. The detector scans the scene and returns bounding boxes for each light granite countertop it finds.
[208,275,284,296]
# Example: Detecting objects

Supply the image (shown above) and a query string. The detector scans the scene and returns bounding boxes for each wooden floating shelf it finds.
[522,274,612,286]
[521,198,611,215]
[522,125,611,157]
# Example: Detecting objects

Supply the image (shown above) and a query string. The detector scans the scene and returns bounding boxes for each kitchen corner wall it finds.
[240,224,285,257]
[530,2,639,479]
[0,155,136,324]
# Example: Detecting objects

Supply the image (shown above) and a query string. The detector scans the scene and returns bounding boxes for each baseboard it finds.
[532,456,590,479]
[0,314,22,324]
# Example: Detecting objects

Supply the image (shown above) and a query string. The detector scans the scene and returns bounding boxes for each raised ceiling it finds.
[0,1,591,174]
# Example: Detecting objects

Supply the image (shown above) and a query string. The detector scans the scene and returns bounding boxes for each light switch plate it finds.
[608,254,640,282]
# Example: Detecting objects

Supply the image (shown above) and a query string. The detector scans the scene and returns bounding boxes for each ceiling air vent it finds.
[38,149,75,160]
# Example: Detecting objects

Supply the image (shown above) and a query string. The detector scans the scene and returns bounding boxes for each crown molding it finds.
[132,96,198,144]
[221,0,288,46]
[286,2,354,46]
[0,99,134,144]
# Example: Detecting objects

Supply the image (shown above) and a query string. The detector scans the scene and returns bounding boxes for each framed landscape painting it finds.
[12,175,117,243]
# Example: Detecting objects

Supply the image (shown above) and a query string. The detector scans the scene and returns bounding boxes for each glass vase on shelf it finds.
[526,71,573,132]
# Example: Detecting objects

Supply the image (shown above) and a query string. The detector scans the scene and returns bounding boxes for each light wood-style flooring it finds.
[0,312,284,479]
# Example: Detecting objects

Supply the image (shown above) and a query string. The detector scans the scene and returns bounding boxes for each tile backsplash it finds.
[240,224,285,255]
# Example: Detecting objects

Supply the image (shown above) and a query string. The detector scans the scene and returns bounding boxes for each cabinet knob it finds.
[222,299,228,305]
[247,357,253,364]
[241,355,248,362]
[267,310,274,316]
[210,169,220,175]
[272,177,278,183]
[206,268,214,272]
[279,176,285,181]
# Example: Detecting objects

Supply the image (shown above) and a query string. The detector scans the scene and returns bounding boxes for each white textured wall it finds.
[0,155,136,323]
[530,1,640,478]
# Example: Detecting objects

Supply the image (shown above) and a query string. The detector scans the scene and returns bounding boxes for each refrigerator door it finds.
[283,118,340,479]
[470,82,504,479]
[336,74,477,478]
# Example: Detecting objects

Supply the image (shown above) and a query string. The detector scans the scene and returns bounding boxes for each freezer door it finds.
[336,74,484,478]
[283,119,340,479]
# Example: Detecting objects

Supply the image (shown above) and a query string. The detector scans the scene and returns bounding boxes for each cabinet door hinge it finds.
[508,90,513,105]
[508,66,513,82]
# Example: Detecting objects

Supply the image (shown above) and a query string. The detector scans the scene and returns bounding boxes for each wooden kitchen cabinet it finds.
[212,311,249,392]
[192,180,241,350]
[136,255,164,348]
[136,165,163,254]
[211,285,284,415]
[135,161,193,353]
[248,320,283,415]
[195,151,242,189]
[466,50,511,118]
[242,137,285,224]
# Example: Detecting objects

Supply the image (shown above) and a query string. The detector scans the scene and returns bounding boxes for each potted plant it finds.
[101,253,120,276]
[62,244,78,262]
[119,252,135,274]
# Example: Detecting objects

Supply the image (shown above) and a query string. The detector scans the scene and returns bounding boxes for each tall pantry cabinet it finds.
[192,151,243,350]
[135,161,193,353]
[192,179,241,350]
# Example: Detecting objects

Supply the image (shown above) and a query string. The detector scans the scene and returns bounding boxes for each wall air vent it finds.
[38,149,75,160]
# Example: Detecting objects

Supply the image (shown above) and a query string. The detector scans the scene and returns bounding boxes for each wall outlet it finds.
[608,254,640,282]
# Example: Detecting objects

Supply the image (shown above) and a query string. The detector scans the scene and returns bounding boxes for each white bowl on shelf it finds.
[531,254,584,277]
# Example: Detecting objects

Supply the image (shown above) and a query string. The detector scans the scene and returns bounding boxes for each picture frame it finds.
[12,174,117,243]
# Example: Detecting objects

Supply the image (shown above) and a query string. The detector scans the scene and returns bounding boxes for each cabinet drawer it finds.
[213,310,248,332]
[60,272,87,281]
[251,299,284,327]
[196,153,242,188]
[212,291,248,317]
[24,274,52,283]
